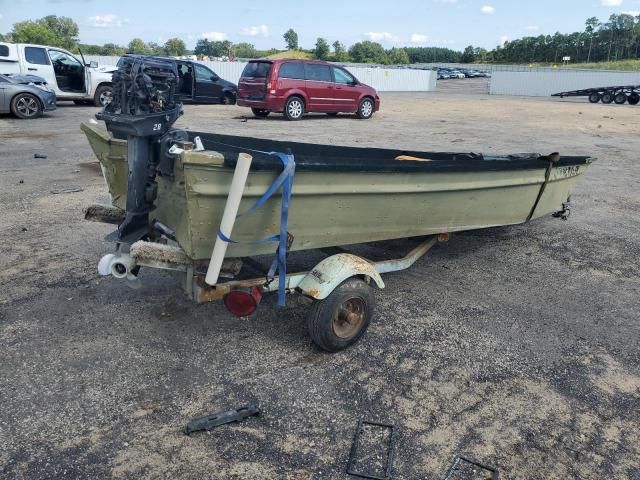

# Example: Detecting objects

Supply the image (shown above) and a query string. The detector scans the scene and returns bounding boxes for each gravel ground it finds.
[0,92,639,480]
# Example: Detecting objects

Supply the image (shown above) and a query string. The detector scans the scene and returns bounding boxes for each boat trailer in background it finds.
[552,85,640,105]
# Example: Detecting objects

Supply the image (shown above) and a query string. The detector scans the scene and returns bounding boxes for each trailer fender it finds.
[298,253,385,300]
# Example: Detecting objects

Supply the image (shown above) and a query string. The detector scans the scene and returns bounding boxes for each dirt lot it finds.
[1,92,639,480]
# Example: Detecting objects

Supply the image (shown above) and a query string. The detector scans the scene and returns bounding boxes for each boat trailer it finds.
[89,202,448,353]
[552,85,640,105]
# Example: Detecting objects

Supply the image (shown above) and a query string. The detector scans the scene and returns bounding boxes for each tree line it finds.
[3,14,639,65]
[463,14,640,64]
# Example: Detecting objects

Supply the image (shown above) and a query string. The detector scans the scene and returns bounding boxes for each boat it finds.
[80,53,594,352]
[81,122,593,261]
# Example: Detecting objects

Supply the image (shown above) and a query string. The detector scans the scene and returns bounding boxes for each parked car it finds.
[237,59,380,120]
[437,69,452,79]
[177,60,236,105]
[118,55,237,105]
[0,42,116,106]
[0,73,56,118]
[462,69,488,78]
[448,70,466,79]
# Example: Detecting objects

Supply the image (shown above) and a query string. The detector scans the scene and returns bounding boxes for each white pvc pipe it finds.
[205,152,253,286]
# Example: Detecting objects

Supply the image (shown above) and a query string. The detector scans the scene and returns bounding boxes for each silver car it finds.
[0,74,57,119]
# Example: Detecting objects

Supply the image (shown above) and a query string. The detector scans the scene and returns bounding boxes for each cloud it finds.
[87,14,130,28]
[240,24,269,37]
[525,25,540,31]
[622,10,640,16]
[499,35,509,45]
[600,0,622,5]
[481,5,496,14]
[201,31,227,41]
[363,31,399,43]
[410,33,429,45]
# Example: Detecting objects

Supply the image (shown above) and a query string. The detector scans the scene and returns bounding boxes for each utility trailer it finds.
[552,85,640,105]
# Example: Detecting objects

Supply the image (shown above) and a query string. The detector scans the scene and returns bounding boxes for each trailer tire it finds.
[628,94,640,105]
[614,93,627,104]
[601,92,614,104]
[307,277,374,352]
[588,92,601,103]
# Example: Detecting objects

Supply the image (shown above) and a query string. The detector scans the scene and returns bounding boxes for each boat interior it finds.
[190,132,592,173]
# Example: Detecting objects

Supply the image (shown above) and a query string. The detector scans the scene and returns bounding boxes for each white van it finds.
[0,42,117,106]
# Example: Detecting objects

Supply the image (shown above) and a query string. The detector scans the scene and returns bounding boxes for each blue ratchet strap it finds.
[216,150,296,306]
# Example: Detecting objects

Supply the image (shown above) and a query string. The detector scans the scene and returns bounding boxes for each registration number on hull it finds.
[556,165,581,178]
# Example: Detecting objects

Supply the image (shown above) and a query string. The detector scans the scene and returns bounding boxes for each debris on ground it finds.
[34,154,47,159]
[347,419,395,480]
[444,456,499,480]
[184,404,261,435]
[50,187,84,195]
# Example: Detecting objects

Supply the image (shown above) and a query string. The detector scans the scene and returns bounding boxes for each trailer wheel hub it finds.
[332,297,366,338]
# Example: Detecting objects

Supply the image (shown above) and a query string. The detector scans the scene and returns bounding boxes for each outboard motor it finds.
[96,55,183,244]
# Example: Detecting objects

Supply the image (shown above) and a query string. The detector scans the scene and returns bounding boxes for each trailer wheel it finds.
[614,93,627,104]
[588,92,601,103]
[307,277,374,352]
[601,92,614,104]
[628,94,640,105]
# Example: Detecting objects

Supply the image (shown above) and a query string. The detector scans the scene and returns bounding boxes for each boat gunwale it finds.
[188,131,594,174]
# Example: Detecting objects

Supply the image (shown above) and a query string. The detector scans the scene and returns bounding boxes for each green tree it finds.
[348,41,388,64]
[585,17,600,62]
[314,37,330,60]
[164,37,187,56]
[194,39,213,56]
[234,42,257,58]
[220,40,233,57]
[194,39,233,57]
[11,21,59,46]
[78,43,104,54]
[332,40,349,61]
[10,16,79,49]
[405,46,462,63]
[39,15,78,49]
[283,28,299,50]
[461,45,476,63]
[101,43,126,56]
[127,38,149,54]
[146,42,165,56]
[386,47,409,64]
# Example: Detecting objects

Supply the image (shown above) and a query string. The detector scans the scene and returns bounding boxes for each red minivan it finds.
[237,59,380,121]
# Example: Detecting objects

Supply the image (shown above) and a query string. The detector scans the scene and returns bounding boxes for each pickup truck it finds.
[0,42,117,106]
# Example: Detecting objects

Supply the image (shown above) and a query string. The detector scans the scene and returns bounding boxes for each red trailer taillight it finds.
[223,287,263,317]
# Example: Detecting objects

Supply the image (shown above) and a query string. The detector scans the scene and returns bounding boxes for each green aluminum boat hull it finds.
[81,123,593,260]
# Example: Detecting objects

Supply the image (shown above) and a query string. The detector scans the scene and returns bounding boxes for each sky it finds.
[1,0,639,50]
